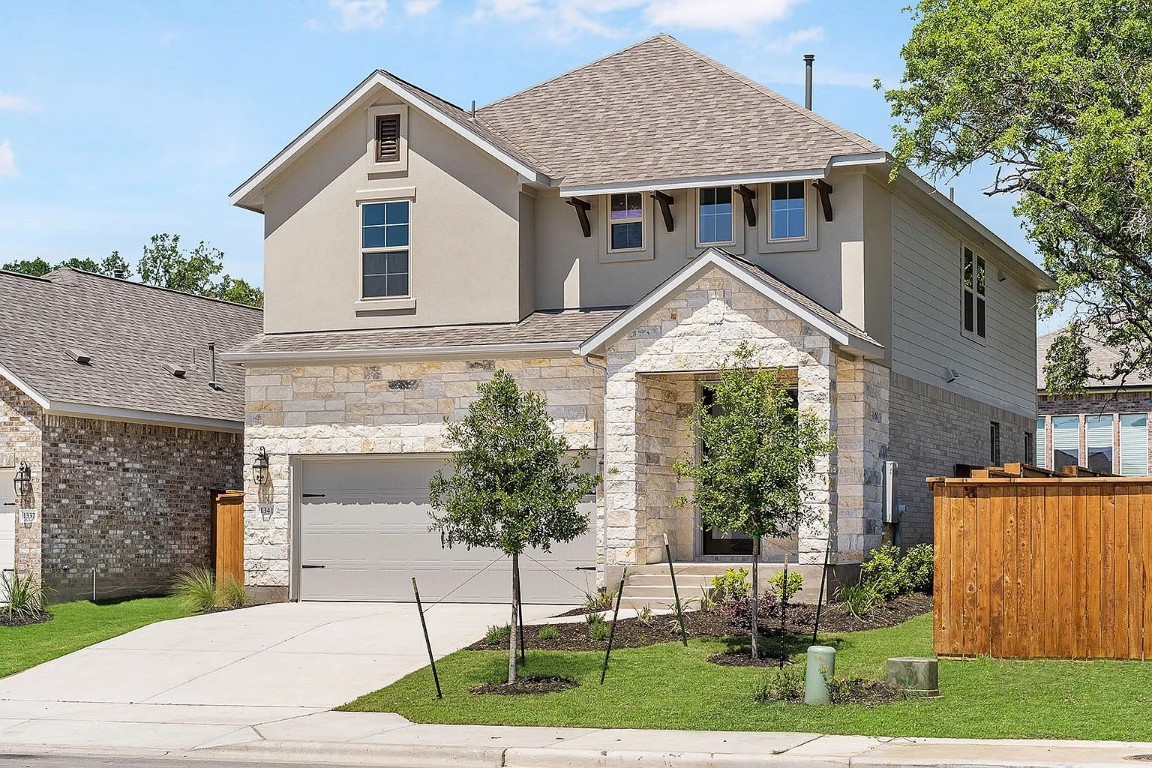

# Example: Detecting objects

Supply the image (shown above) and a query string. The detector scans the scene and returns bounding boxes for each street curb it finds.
[197,741,507,767]
[503,747,853,768]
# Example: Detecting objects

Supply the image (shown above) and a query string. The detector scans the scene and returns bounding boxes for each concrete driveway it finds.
[0,600,568,752]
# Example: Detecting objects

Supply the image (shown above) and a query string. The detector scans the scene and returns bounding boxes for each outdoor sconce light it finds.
[251,447,270,486]
[13,461,32,500]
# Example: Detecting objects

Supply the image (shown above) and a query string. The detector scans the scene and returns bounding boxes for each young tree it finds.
[429,370,599,684]
[885,1,1152,391]
[675,343,834,659]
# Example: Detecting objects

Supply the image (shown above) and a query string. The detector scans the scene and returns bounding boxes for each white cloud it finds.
[0,140,18,178]
[403,0,439,14]
[0,94,32,112]
[765,25,823,53]
[472,0,544,22]
[330,0,390,30]
[645,0,803,33]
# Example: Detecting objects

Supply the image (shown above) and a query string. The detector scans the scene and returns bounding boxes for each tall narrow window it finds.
[1085,414,1114,473]
[1052,415,1080,471]
[609,193,643,251]
[1036,417,1047,468]
[1024,431,1035,465]
[698,187,733,244]
[962,247,986,338]
[361,200,409,298]
[770,182,806,239]
[990,421,1001,466]
[375,114,401,163]
[1120,414,1149,476]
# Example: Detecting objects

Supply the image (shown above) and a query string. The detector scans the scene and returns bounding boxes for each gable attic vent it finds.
[67,348,91,365]
[164,363,187,378]
[376,114,401,163]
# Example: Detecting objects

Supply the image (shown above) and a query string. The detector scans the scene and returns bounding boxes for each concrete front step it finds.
[618,562,833,609]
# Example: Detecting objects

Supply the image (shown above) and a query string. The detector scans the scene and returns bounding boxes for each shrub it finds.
[218,573,247,609]
[710,567,750,602]
[173,567,220,613]
[636,605,655,625]
[769,571,803,604]
[2,571,46,623]
[583,586,617,612]
[720,592,779,631]
[752,664,805,703]
[585,611,611,641]
[859,543,935,599]
[484,624,511,646]
[837,582,880,619]
[536,624,560,641]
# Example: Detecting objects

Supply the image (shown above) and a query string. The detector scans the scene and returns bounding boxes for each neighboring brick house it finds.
[1036,329,1152,476]
[225,34,1054,605]
[0,268,261,601]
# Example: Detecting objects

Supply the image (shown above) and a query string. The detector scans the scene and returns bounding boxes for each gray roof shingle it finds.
[1037,329,1152,390]
[227,308,625,357]
[0,268,262,424]
[472,34,882,187]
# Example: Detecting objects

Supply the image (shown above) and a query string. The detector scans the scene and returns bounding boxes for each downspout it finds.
[582,351,610,587]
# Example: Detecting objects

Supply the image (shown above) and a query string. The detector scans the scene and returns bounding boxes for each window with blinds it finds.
[1120,414,1149,477]
[1035,417,1047,468]
[376,114,401,163]
[1085,414,1114,473]
[1052,415,1079,471]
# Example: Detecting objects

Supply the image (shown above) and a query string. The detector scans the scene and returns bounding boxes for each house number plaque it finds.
[19,509,37,524]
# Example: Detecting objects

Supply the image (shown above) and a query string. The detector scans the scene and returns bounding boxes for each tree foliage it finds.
[3,234,262,307]
[675,343,834,658]
[428,369,599,682]
[885,0,1152,391]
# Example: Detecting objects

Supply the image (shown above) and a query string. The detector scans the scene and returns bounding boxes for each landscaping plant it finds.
[429,369,600,684]
[582,586,617,613]
[172,567,220,613]
[709,567,750,602]
[837,582,881,619]
[675,342,834,659]
[585,612,611,642]
[537,624,560,641]
[218,573,247,609]
[484,624,511,646]
[2,571,47,625]
[860,543,934,600]
[769,571,803,604]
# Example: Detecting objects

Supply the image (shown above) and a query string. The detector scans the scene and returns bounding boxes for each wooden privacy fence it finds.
[931,463,1152,660]
[212,491,245,585]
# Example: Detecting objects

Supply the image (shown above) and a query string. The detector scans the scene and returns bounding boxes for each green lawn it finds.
[343,613,1152,740]
[0,597,194,678]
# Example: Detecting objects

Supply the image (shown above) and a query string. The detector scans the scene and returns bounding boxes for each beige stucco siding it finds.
[890,195,1037,416]
[262,89,523,334]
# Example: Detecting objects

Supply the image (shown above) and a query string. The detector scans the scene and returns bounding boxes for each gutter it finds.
[221,341,582,366]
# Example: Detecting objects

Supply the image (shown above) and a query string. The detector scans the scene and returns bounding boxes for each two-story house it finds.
[225,34,1053,605]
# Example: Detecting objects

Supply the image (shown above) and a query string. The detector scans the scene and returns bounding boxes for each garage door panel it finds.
[299,456,596,603]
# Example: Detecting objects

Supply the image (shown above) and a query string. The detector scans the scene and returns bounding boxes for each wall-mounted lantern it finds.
[251,447,271,486]
[13,461,32,501]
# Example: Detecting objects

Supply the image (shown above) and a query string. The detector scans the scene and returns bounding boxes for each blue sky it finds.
[0,0,1051,325]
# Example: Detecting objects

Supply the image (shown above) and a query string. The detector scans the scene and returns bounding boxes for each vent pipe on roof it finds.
[112,268,125,279]
[804,54,815,110]
[470,100,476,120]
[208,343,218,390]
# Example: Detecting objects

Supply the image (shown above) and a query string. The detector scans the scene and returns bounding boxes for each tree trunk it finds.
[750,536,760,660]
[508,552,520,685]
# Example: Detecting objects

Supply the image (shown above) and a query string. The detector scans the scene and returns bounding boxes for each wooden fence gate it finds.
[212,491,244,585]
[931,464,1152,659]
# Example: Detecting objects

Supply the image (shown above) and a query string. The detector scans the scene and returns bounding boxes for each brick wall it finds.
[889,372,1032,545]
[40,416,243,601]
[0,377,43,583]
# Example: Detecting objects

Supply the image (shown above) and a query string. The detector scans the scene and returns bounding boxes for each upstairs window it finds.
[962,246,986,338]
[375,114,401,164]
[609,193,643,251]
[361,201,409,298]
[770,182,806,239]
[698,187,733,244]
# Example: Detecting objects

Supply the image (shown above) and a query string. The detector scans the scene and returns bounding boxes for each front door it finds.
[698,384,798,557]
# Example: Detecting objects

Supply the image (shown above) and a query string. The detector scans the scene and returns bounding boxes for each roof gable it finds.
[477,34,883,190]
[578,248,883,358]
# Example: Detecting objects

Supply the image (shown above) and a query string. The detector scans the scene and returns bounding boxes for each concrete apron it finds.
[0,600,568,754]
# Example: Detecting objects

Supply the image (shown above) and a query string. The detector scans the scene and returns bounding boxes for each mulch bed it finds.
[467,593,932,653]
[707,650,794,667]
[470,676,578,695]
[0,610,53,628]
[831,679,903,706]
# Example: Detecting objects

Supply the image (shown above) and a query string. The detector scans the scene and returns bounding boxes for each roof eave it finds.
[221,340,580,365]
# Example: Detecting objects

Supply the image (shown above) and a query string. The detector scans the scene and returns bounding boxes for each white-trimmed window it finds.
[770,182,806,240]
[1052,415,1080,471]
[1035,417,1046,467]
[962,246,986,338]
[698,187,733,244]
[1085,414,1114,473]
[1120,414,1149,476]
[361,200,409,298]
[609,193,644,251]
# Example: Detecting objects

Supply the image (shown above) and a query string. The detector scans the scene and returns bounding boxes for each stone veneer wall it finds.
[602,266,888,570]
[243,356,603,601]
[634,373,695,561]
[889,372,1031,545]
[0,377,44,583]
[834,357,890,560]
[39,416,243,601]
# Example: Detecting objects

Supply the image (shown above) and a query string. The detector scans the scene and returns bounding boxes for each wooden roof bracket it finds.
[650,191,675,232]
[812,179,834,222]
[565,197,592,237]
[734,185,757,227]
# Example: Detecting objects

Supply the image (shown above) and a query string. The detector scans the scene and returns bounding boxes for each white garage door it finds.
[0,468,15,580]
[298,455,597,603]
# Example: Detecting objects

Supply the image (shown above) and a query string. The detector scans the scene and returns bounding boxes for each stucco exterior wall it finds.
[38,416,243,601]
[1,377,43,583]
